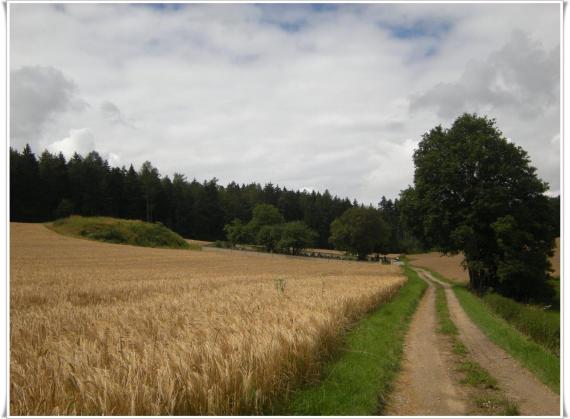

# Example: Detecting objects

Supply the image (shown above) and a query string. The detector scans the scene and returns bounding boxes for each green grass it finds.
[276,264,427,415]
[482,293,559,356]
[434,286,497,389]
[458,361,498,389]
[48,215,197,250]
[435,286,458,335]
[453,286,559,393]
[434,285,518,415]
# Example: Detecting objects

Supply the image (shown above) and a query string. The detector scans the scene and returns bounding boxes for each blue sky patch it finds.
[381,20,452,40]
[136,3,186,12]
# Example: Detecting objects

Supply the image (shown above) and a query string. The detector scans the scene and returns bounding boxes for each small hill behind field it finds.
[48,216,196,250]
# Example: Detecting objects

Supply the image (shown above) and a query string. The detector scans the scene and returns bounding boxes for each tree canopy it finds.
[224,204,317,254]
[329,207,388,260]
[401,113,556,300]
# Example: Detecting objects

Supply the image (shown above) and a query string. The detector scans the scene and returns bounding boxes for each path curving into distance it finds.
[417,269,560,416]
[383,274,468,415]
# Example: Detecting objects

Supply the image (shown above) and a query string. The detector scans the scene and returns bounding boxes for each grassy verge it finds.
[434,286,518,415]
[453,286,559,393]
[48,215,198,250]
[482,293,559,356]
[276,264,427,415]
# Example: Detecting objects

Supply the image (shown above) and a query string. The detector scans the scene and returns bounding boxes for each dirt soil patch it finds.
[383,279,467,415]
[408,252,469,284]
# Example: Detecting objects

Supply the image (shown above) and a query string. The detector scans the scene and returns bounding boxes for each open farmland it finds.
[10,223,404,416]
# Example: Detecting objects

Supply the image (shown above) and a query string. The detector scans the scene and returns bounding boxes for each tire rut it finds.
[383,277,468,416]
[417,269,560,416]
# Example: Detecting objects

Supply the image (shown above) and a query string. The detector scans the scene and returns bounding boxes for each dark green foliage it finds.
[10,145,41,221]
[247,203,285,237]
[277,221,318,254]
[547,196,560,235]
[403,114,556,300]
[224,219,250,245]
[55,198,74,219]
[482,293,559,356]
[224,204,317,254]
[139,161,161,222]
[256,224,283,252]
[329,207,388,260]
[10,145,358,247]
[51,216,193,249]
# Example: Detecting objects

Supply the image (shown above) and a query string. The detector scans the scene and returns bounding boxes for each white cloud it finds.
[48,128,95,158]
[9,3,561,203]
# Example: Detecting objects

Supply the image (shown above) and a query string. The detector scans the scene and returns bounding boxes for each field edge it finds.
[274,264,427,415]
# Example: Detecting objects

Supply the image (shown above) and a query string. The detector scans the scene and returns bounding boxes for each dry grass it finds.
[10,223,404,415]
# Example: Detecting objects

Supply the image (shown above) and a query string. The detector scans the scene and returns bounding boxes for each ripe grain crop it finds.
[10,223,405,415]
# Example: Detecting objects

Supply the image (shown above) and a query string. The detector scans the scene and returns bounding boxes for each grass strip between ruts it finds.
[434,285,520,415]
[453,286,560,393]
[278,264,427,415]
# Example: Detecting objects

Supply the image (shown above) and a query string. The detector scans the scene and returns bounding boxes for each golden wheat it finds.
[10,223,405,415]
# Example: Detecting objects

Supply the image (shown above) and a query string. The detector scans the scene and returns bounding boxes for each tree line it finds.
[10,144,418,251]
[10,113,560,301]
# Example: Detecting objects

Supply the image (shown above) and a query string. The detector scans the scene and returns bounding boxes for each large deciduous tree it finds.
[406,113,556,300]
[329,207,388,260]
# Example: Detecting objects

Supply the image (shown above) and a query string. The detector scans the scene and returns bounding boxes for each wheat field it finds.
[10,223,405,415]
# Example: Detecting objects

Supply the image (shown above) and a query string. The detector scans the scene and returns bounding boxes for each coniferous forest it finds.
[10,144,420,251]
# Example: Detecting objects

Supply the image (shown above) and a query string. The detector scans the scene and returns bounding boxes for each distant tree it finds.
[329,207,388,260]
[55,198,74,219]
[139,161,161,222]
[277,221,317,254]
[171,173,194,237]
[406,113,556,300]
[195,179,225,240]
[106,166,126,218]
[224,219,251,245]
[256,224,283,252]
[123,164,144,220]
[10,145,40,221]
[38,150,68,220]
[245,203,285,238]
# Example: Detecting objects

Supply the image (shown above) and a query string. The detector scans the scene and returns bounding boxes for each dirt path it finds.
[417,269,560,416]
[383,278,468,415]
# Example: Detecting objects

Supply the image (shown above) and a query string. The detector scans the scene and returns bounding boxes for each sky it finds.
[9,2,561,204]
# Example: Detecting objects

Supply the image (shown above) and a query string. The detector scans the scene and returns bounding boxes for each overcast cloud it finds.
[9,3,561,203]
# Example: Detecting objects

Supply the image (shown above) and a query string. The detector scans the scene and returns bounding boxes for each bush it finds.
[483,292,559,356]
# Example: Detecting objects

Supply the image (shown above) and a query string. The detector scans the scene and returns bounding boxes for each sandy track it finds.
[383,277,467,416]
[418,269,560,416]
